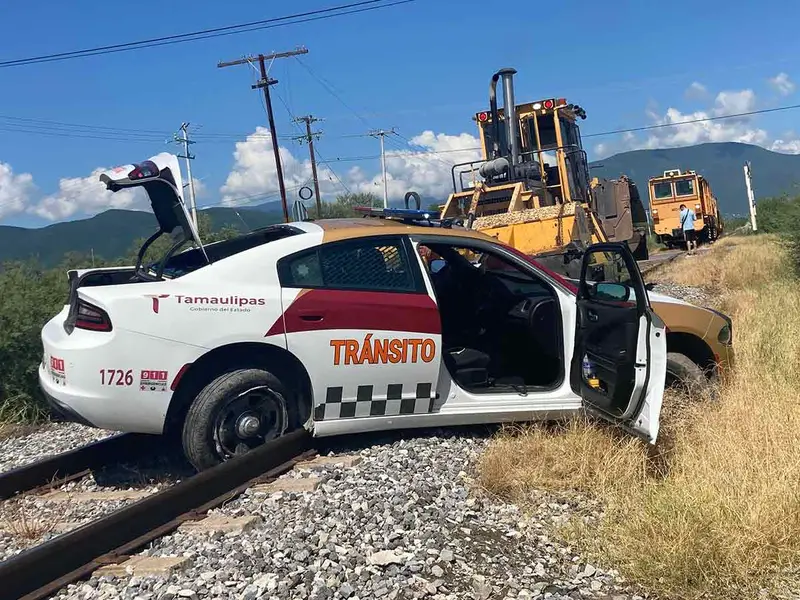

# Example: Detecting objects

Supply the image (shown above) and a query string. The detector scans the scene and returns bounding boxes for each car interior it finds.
[419,243,563,393]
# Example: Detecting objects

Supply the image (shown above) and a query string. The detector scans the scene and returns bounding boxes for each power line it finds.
[218,48,309,224]
[313,147,353,195]
[582,104,800,138]
[295,56,374,128]
[173,122,199,228]
[271,85,354,199]
[0,0,416,68]
[368,128,396,208]
[292,115,324,217]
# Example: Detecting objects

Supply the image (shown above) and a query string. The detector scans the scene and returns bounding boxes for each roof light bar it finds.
[354,206,440,220]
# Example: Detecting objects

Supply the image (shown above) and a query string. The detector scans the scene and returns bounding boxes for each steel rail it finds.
[0,433,152,501]
[0,428,314,600]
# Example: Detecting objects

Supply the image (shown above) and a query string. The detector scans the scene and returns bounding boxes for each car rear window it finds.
[159,225,301,278]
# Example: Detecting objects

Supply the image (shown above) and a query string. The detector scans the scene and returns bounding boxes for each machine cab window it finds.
[653,181,673,200]
[675,179,695,197]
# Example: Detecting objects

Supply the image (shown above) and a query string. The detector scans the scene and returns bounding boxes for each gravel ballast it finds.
[0,425,193,561]
[0,422,115,473]
[49,429,644,600]
[650,282,713,307]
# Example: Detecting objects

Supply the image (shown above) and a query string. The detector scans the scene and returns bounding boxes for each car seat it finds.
[444,347,491,388]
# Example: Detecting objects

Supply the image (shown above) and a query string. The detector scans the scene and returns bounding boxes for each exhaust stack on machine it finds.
[498,68,519,168]
[484,68,519,179]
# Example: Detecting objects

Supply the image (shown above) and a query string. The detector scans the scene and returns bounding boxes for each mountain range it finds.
[588,142,800,214]
[2,141,798,266]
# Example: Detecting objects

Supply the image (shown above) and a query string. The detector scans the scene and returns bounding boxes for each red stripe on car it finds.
[266,289,441,336]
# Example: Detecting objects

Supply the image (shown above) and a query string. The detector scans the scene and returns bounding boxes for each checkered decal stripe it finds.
[314,383,434,421]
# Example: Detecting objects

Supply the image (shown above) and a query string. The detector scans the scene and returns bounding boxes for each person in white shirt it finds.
[679,204,697,256]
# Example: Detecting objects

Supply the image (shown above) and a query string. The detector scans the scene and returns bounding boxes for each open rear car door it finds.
[571,242,667,443]
[99,152,208,280]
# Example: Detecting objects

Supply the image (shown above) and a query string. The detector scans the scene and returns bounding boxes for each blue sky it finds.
[1,0,799,227]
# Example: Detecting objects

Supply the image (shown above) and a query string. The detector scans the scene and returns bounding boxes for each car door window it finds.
[279,237,422,293]
[583,249,634,292]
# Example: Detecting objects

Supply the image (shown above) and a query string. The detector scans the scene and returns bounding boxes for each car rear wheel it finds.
[665,352,709,396]
[182,368,292,471]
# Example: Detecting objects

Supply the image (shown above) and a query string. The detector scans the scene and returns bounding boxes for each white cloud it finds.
[220,127,482,207]
[771,138,800,154]
[189,177,207,199]
[220,127,343,207]
[0,161,35,220]
[347,131,482,201]
[684,82,709,100]
[594,89,767,158]
[769,72,796,96]
[29,167,145,221]
[713,89,757,116]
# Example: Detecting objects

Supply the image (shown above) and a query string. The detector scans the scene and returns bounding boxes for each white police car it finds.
[40,153,666,471]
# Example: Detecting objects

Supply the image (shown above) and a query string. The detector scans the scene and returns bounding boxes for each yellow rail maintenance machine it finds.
[439,68,649,277]
[648,169,724,248]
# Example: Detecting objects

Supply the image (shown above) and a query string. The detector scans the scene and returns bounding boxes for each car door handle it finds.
[587,309,598,322]
[299,313,324,322]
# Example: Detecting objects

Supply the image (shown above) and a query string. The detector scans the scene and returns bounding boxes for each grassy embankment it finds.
[479,234,800,598]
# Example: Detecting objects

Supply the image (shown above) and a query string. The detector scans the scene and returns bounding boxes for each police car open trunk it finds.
[63,153,209,333]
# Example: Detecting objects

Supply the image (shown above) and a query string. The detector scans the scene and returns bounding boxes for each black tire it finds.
[665,352,709,396]
[181,368,294,471]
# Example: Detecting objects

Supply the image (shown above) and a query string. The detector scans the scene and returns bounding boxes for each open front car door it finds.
[571,242,667,443]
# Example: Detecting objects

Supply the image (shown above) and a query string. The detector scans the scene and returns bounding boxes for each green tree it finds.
[309,192,380,219]
[123,211,241,265]
[0,260,68,421]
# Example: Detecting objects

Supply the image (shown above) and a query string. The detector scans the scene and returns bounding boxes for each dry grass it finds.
[478,234,800,599]
[0,500,61,540]
[656,234,791,292]
[0,422,42,442]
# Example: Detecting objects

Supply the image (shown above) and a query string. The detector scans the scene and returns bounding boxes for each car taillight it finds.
[75,299,112,332]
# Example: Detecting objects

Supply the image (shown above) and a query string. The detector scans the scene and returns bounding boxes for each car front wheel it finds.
[182,368,292,471]
[665,352,709,396]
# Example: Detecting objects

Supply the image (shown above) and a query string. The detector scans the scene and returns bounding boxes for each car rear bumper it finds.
[39,311,198,435]
[39,364,98,428]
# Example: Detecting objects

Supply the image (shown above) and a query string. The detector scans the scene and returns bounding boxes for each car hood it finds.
[647,289,692,306]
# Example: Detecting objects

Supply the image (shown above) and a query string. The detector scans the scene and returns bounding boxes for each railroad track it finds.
[0,428,315,600]
[638,249,683,275]
[0,433,154,501]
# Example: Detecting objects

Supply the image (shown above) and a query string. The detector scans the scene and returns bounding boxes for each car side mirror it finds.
[588,281,631,302]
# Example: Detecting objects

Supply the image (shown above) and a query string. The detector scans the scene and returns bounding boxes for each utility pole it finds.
[173,122,198,229]
[369,128,396,208]
[744,161,758,232]
[292,115,323,218]
[218,46,308,223]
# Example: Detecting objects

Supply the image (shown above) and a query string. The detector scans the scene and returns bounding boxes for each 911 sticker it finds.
[140,370,168,392]
[48,356,66,386]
